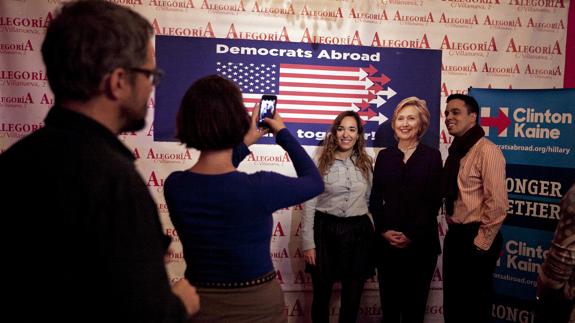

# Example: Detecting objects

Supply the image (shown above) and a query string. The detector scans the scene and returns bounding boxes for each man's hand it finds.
[304,248,316,266]
[171,278,200,317]
[382,230,411,248]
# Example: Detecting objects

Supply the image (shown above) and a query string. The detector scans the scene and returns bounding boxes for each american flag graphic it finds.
[217,61,395,125]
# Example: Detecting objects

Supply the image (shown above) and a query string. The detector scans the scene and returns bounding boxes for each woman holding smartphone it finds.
[369,97,442,323]
[302,110,374,323]
[164,75,323,322]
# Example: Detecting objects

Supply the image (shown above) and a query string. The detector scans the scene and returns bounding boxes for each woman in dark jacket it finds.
[370,97,442,323]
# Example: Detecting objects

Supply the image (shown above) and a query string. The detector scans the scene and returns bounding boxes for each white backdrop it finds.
[0,0,570,322]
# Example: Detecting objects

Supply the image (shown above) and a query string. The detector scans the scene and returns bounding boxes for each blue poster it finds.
[506,164,575,231]
[494,226,553,301]
[469,88,575,169]
[155,37,441,147]
[469,88,575,321]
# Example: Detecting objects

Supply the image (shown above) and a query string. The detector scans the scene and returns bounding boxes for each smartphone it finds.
[257,95,277,128]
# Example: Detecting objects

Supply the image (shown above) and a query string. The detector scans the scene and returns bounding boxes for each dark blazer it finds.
[0,107,187,323]
[369,143,442,256]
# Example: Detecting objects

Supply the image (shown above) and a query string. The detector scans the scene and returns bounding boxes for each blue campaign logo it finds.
[479,106,511,137]
[469,88,575,168]
[493,225,553,301]
[154,37,441,148]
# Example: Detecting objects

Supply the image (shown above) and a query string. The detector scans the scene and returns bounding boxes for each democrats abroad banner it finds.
[154,37,441,148]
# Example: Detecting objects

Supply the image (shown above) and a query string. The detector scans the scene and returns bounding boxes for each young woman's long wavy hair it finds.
[317,111,373,180]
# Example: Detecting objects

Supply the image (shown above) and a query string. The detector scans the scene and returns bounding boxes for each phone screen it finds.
[258,95,277,127]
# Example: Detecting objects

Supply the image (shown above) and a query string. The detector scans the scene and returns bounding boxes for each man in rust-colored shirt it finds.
[442,94,508,323]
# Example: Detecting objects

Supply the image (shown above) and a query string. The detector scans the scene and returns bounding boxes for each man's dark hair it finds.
[176,75,250,150]
[446,94,480,116]
[41,0,153,102]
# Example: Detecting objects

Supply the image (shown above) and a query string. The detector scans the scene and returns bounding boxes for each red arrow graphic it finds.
[368,73,390,85]
[355,100,370,110]
[368,82,383,93]
[362,65,378,77]
[358,107,377,119]
[480,108,511,135]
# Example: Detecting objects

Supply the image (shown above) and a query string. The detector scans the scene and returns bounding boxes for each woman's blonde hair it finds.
[317,111,373,180]
[391,96,430,139]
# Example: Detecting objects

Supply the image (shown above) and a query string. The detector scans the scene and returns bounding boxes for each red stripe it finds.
[245,108,340,124]
[280,90,368,99]
[280,73,358,81]
[280,64,359,72]
[283,118,334,124]
[281,109,344,116]
[244,100,351,108]
[280,81,366,90]
[278,99,350,107]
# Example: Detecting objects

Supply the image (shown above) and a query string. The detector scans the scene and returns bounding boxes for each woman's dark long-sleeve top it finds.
[369,144,442,255]
[164,129,324,284]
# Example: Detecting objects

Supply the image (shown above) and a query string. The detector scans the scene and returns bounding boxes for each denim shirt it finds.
[302,157,372,250]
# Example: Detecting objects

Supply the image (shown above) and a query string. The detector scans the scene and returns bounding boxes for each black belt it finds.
[315,211,367,222]
[447,222,481,237]
[192,271,276,289]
